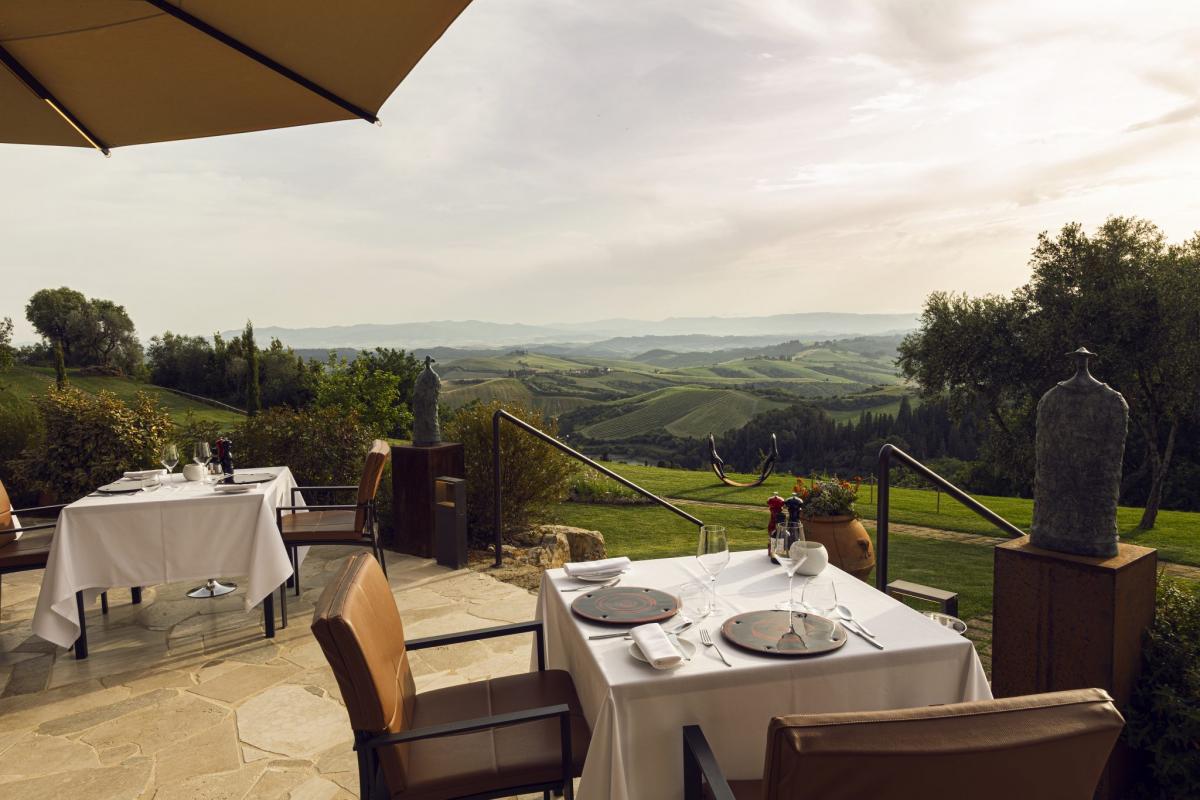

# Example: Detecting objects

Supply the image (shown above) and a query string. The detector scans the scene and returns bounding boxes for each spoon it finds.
[835,604,875,638]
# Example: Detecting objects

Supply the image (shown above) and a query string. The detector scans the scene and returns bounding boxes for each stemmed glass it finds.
[771,523,809,631]
[696,525,729,618]
[160,443,179,474]
[193,441,212,471]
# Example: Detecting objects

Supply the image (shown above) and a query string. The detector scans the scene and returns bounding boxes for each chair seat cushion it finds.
[388,669,590,799]
[704,780,761,800]
[0,529,53,570]
[280,510,361,542]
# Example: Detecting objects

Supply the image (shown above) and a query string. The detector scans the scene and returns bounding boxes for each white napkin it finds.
[564,556,631,577]
[123,469,166,479]
[631,623,683,669]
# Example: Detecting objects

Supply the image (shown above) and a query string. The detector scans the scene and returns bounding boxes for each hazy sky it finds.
[3,0,1200,342]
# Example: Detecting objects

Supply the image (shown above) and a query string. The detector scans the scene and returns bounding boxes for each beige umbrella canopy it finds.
[0,0,472,155]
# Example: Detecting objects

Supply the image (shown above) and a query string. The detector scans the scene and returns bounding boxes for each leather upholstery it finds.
[0,529,52,571]
[280,509,359,541]
[311,552,589,799]
[354,440,390,532]
[707,688,1123,800]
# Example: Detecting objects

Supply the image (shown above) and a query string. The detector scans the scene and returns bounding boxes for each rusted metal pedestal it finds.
[993,536,1156,799]
[390,443,464,557]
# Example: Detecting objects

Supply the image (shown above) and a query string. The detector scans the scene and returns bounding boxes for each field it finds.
[580,386,785,439]
[576,461,1200,567]
[1,366,245,428]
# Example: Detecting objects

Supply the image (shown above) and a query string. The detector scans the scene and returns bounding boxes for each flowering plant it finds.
[793,476,860,518]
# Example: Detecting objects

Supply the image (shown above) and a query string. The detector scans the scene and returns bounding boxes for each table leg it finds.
[263,591,275,638]
[101,591,109,615]
[74,591,89,659]
[131,586,143,604]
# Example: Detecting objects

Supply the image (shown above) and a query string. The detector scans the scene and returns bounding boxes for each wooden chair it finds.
[312,552,590,799]
[276,440,390,627]
[0,478,131,659]
[682,688,1125,800]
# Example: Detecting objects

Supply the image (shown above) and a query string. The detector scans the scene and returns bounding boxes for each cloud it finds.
[2,0,1200,341]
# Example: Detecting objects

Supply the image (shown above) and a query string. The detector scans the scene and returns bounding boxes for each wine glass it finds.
[193,441,212,467]
[160,443,179,474]
[696,525,729,618]
[802,572,839,635]
[771,523,809,623]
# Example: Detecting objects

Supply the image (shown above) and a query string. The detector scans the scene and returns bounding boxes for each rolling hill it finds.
[0,367,246,428]
[579,386,787,439]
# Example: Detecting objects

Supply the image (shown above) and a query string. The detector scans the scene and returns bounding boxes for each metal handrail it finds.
[875,443,1025,592]
[492,409,704,567]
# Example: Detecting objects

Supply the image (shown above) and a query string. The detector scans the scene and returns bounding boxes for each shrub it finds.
[234,406,374,487]
[1126,576,1200,797]
[443,401,578,544]
[0,403,42,506]
[174,411,228,458]
[14,387,173,502]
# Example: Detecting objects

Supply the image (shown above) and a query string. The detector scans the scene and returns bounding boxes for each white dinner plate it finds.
[570,569,631,583]
[628,637,696,667]
[213,484,254,494]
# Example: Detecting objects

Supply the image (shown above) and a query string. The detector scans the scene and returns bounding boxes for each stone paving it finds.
[0,546,545,799]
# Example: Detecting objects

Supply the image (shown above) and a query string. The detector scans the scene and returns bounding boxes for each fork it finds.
[560,577,620,592]
[699,628,733,667]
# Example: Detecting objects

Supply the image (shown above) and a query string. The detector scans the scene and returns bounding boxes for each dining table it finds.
[536,549,992,800]
[32,467,303,657]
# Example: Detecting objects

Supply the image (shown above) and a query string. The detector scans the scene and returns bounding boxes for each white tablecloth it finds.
[537,550,992,800]
[33,468,302,648]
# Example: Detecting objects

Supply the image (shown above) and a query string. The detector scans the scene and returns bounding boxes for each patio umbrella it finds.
[0,0,472,156]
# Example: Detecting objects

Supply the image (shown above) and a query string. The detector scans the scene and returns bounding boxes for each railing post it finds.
[493,411,502,567]
[876,445,891,592]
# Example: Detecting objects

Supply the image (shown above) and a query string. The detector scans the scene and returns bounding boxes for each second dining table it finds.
[32,467,304,656]
[537,549,992,800]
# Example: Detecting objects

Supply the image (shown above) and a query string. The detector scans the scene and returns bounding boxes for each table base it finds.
[187,579,238,598]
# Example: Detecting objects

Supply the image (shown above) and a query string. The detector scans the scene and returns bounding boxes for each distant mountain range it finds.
[233,312,918,353]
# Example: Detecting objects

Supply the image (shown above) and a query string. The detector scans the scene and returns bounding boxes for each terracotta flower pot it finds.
[800,515,875,581]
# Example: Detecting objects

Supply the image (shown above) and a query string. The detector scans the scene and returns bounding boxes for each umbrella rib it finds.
[0,42,111,156]
[142,0,379,125]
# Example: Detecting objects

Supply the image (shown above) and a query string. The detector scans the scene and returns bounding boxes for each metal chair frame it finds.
[275,485,387,629]
[350,620,576,800]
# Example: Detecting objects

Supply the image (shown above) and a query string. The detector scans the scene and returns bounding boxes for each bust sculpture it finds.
[412,356,441,447]
[1030,348,1128,557]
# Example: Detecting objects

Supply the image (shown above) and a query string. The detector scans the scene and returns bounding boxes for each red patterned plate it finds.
[571,586,679,625]
[721,610,847,656]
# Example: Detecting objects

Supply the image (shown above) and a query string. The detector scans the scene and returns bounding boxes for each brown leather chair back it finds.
[0,478,13,531]
[762,688,1124,800]
[311,551,416,793]
[354,440,390,532]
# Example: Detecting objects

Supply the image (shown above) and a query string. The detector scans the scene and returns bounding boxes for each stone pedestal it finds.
[993,536,1157,799]
[390,443,465,557]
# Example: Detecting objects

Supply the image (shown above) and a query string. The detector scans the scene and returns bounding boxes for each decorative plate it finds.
[571,586,679,625]
[221,472,278,485]
[721,610,848,657]
[95,478,155,494]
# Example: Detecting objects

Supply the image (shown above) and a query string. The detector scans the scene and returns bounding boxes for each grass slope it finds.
[441,377,592,417]
[1,366,245,428]
[580,387,784,440]
[580,461,1200,567]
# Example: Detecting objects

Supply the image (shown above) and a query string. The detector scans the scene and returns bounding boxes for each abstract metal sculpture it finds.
[708,433,779,488]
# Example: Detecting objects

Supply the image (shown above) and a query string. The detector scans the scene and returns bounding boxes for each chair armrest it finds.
[358,703,570,749]
[4,521,57,534]
[14,503,68,516]
[276,504,359,513]
[291,485,358,505]
[407,620,547,671]
[683,725,736,800]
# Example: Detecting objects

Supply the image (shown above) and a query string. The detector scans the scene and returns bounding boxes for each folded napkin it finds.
[631,623,682,669]
[564,556,631,578]
[123,469,166,480]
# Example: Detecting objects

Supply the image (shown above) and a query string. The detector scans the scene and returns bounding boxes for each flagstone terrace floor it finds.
[0,547,546,800]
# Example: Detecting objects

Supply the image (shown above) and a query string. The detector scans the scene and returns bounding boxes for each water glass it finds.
[696,525,729,617]
[160,443,179,474]
[803,572,839,619]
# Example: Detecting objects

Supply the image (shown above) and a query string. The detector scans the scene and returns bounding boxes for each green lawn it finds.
[1,366,245,429]
[588,462,1200,567]
[551,500,996,621]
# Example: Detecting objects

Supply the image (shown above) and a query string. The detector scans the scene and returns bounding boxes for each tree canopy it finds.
[899,217,1200,528]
